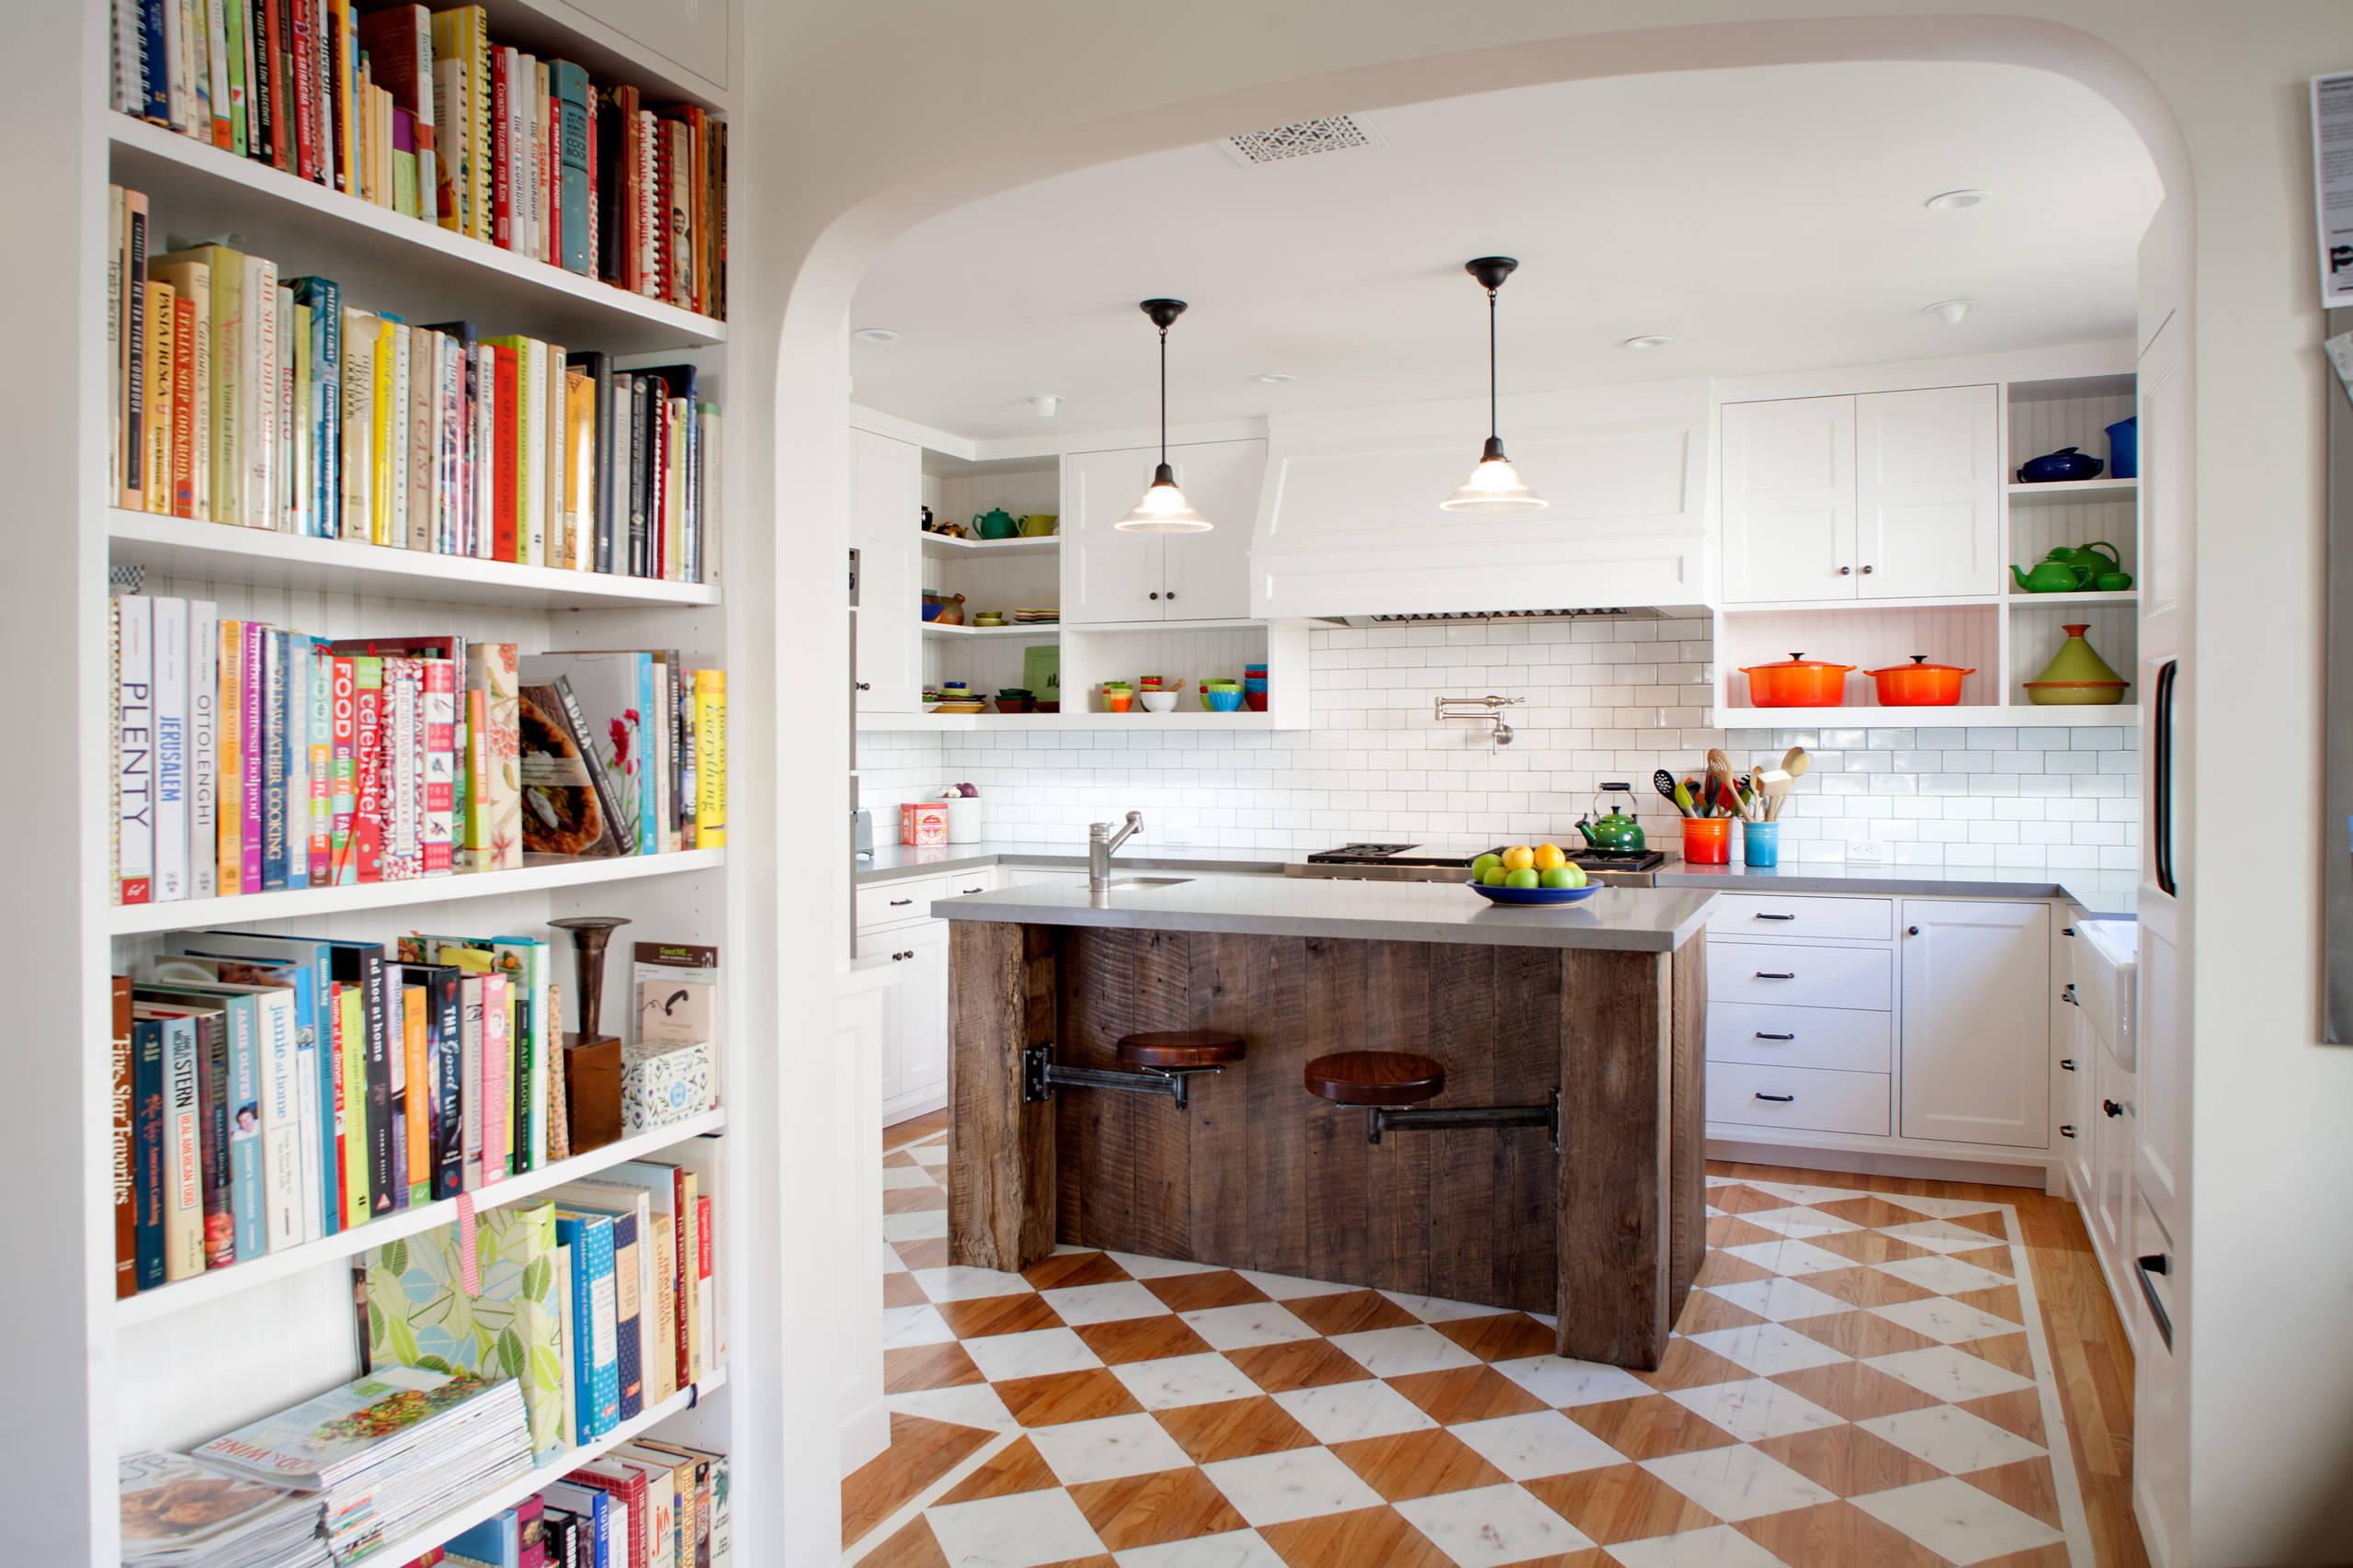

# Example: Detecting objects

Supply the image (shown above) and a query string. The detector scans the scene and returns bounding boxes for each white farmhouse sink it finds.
[2075,918,2139,1070]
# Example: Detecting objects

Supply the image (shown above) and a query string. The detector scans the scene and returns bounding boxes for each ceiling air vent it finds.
[1216,115,1385,167]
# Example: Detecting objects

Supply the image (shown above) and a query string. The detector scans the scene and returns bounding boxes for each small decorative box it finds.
[621,1037,716,1133]
[900,801,950,846]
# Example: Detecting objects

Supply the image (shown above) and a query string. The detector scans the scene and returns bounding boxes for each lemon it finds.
[1532,843,1566,871]
[1501,846,1536,873]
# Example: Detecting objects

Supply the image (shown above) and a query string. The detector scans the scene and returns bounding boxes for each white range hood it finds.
[1248,379,1711,619]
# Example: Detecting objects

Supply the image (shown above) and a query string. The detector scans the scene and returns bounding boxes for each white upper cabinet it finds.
[1898,899,2051,1147]
[1722,385,1997,604]
[1722,396,1857,604]
[1063,439,1265,623]
[1854,385,1999,598]
[851,429,923,713]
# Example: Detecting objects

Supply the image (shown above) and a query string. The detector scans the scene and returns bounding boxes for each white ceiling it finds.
[847,61,2161,442]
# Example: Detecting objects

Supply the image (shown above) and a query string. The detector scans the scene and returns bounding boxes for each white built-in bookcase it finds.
[17,1,767,1558]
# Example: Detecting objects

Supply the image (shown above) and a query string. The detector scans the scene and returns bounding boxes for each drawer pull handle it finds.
[2103,1098,2126,1118]
[961,885,984,893]
[1755,971,1797,980]
[1753,912,1796,921]
[1754,1032,1796,1041]
[889,898,914,906]
[2060,1124,2076,1138]
[2060,1058,2076,1071]
[2134,1255,2174,1351]
[1754,1092,1795,1103]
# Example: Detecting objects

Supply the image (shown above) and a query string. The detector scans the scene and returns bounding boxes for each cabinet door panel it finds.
[852,430,924,713]
[1158,439,1266,620]
[896,920,951,1098]
[1855,386,1999,598]
[852,929,908,1105]
[1721,396,1856,603]
[1898,899,2051,1147]
[1061,449,1166,623]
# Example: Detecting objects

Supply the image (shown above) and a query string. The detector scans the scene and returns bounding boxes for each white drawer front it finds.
[857,874,950,930]
[1707,1003,1891,1073]
[941,868,998,899]
[1707,893,1893,941]
[1708,1062,1892,1137]
[1707,941,1892,1010]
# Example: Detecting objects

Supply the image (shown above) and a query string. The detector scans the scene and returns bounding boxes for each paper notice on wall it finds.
[2330,332,2353,405]
[2314,72,2353,307]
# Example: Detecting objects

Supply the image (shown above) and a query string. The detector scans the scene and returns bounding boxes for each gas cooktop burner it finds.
[1307,843,1422,861]
[1565,847,1666,871]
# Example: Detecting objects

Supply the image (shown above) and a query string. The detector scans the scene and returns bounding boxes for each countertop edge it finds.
[928,899,1697,951]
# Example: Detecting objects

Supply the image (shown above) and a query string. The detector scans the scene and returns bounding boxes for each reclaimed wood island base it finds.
[935,876,1716,1370]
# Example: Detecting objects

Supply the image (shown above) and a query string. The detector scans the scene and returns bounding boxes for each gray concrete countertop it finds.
[929,872,1717,952]
[856,839,1288,881]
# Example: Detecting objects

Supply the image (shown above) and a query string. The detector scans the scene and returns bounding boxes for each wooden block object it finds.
[563,1033,624,1153]
[947,922,1058,1272]
[1558,948,1674,1370]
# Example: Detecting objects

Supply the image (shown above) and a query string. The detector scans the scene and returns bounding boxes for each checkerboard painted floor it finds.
[848,1133,2094,1568]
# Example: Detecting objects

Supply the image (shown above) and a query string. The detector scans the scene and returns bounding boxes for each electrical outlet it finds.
[1846,838,1889,865]
[1160,824,1192,847]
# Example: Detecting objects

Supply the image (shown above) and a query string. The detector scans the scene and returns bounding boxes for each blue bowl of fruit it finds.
[1466,845,1605,904]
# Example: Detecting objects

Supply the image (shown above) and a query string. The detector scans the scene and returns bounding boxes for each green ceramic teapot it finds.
[2010,559,2092,593]
[973,506,1020,540]
[2044,540,2121,574]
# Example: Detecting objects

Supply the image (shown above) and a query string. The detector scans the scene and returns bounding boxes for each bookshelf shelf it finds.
[115,1110,727,1327]
[108,117,727,358]
[109,509,722,610]
[364,1365,731,1568]
[108,849,727,936]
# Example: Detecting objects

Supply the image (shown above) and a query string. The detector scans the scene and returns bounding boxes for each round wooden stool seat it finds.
[1302,1051,1447,1108]
[1117,1029,1247,1070]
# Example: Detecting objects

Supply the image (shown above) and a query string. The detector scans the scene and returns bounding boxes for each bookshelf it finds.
[33,0,769,1560]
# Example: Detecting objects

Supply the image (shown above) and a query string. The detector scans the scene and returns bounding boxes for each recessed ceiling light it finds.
[1924,299,1973,326]
[1254,372,1296,384]
[1623,335,1673,350]
[1925,188,1991,211]
[852,327,901,344]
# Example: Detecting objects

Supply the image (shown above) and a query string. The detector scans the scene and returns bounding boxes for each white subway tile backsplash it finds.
[860,616,2135,871]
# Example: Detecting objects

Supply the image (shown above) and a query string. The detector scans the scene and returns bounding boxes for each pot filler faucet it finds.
[1089,811,1144,890]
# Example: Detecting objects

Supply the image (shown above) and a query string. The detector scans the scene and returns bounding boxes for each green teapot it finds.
[2010,559,2092,593]
[973,506,1019,540]
[2044,540,2121,574]
[1575,783,1647,852]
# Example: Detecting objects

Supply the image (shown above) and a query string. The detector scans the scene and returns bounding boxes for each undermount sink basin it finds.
[1102,877,1191,891]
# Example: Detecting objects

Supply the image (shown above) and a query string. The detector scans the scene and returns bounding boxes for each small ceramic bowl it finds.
[1034,700,1060,713]
[1205,689,1245,712]
[1140,690,1178,713]
[922,601,944,621]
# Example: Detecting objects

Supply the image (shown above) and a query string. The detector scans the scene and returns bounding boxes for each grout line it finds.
[2002,1201,2098,1568]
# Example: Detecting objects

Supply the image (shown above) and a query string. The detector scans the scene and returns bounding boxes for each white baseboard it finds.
[1706,1136,2060,1192]
[841,1396,890,1476]
[883,1092,947,1127]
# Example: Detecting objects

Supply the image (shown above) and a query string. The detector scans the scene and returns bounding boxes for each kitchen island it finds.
[932,874,1715,1369]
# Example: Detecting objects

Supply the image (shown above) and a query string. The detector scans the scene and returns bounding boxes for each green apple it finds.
[1562,864,1588,888]
[1540,867,1574,889]
[1505,868,1540,889]
[1470,852,1503,879]
[1481,867,1510,886]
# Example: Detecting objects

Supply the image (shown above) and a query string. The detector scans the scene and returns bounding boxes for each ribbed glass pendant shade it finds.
[1115,461,1213,532]
[1439,437,1547,512]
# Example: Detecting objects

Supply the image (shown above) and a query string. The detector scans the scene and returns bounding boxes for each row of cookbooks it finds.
[110,2,725,318]
[108,185,718,582]
[108,601,727,906]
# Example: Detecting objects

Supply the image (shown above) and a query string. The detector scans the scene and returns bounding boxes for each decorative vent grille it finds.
[1324,608,1666,626]
[1217,115,1384,167]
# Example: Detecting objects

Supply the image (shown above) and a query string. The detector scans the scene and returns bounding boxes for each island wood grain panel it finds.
[1423,943,1498,1307]
[1126,929,1195,1261]
[1242,936,1312,1278]
[1489,946,1564,1314]
[1669,939,1707,1304]
[1302,937,1372,1287]
[946,921,1059,1272]
[1559,948,1673,1369]
[1363,941,1433,1291]
[1183,933,1256,1266]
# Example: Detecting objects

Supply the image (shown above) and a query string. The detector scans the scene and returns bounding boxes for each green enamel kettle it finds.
[1576,783,1647,852]
[973,506,1020,540]
[2010,559,2091,593]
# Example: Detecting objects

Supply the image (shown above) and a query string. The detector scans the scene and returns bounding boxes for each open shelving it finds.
[923,620,1054,639]
[921,532,1060,560]
[2006,476,2138,506]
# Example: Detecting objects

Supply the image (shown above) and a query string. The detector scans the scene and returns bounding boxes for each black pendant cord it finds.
[1487,286,1499,444]
[1159,324,1169,470]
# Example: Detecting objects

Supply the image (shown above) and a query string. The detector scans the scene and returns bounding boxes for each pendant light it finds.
[1114,299,1212,532]
[1438,256,1547,513]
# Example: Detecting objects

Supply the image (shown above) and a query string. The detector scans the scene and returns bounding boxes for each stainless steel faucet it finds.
[1089,812,1143,890]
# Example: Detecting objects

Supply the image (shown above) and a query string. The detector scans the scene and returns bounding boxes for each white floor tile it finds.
[1720,1237,1857,1278]
[1234,1269,1356,1300]
[882,1242,909,1275]
[1705,1175,1738,1188]
[1866,1296,2020,1346]
[907,1142,949,1166]
[1448,1409,1623,1481]
[1489,1355,1654,1409]
[1740,1205,1861,1240]
[1107,1250,1219,1278]
[1741,1180,1870,1208]
[1849,1476,2065,1563]
[882,1209,950,1243]
[1270,1379,1435,1444]
[961,1326,1105,1382]
[1326,1324,1481,1379]
[1604,1522,1794,1568]
[1392,1482,1597,1566]
[1110,1352,1259,1410]
[1858,1404,2047,1474]
[1379,1290,1514,1323]
[1664,1378,1847,1443]
[1028,1412,1198,1485]
[914,1265,1036,1301]
[1701,1277,1853,1324]
[1040,1281,1173,1326]
[1865,1346,2037,1403]
[1181,1301,1320,1351]
[1642,1443,1839,1522]
[1683,1323,1851,1378]
[1113,1529,1287,1568]
[1199,1447,1384,1528]
[886,1381,1017,1432]
[1877,1217,2010,1255]
[1870,1193,2001,1221]
[1874,1255,2013,1297]
[926,1487,1104,1568]
[881,1165,938,1190]
[881,1303,958,1349]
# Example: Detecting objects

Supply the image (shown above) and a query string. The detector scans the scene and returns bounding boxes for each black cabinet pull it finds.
[1149,591,1160,600]
[2060,1124,2076,1138]
[2063,926,2076,937]
[2104,1099,2125,1118]
[2138,1252,2168,1277]
[2062,983,2078,1006]
[2135,1255,2174,1350]
[1906,926,1920,936]
[889,898,913,906]
[855,681,871,691]
[1754,1092,1795,1103]
[1755,971,1796,980]
[2060,1058,2075,1071]
[961,885,984,893]
[1754,912,1795,921]
[1166,591,1176,600]
[1861,563,1875,574]
[1838,565,1852,575]
[1754,1032,1796,1041]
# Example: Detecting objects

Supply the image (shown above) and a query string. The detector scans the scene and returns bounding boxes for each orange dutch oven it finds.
[1864,653,1975,706]
[1740,652,1856,707]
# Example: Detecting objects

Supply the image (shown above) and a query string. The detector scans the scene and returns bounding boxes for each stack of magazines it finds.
[192,1367,531,1563]
[119,1450,328,1568]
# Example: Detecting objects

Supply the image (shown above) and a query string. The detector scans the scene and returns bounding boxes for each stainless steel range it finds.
[1285,842,1669,887]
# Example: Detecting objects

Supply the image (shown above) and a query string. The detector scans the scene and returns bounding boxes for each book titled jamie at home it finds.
[192,1364,517,1489]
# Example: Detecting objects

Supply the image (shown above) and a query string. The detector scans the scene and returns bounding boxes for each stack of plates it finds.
[1012,608,1059,623]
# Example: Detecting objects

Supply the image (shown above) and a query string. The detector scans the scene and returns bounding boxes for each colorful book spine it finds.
[239,620,263,892]
[117,596,154,904]
[131,1018,165,1289]
[188,600,218,899]
[338,982,368,1230]
[111,980,134,1298]
[259,629,288,891]
[329,653,356,882]
[349,655,384,882]
[224,991,263,1261]
[309,637,333,884]
[284,635,311,891]
[292,985,324,1244]
[151,597,188,902]
[256,986,301,1251]
[693,669,724,848]
[402,983,429,1205]
[422,657,457,874]
[196,1008,233,1269]
[160,1015,203,1281]
[553,1210,620,1439]
[481,971,510,1185]
[216,618,241,894]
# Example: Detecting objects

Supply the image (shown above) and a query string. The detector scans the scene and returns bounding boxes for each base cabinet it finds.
[1897,899,2051,1148]
[856,899,956,1120]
